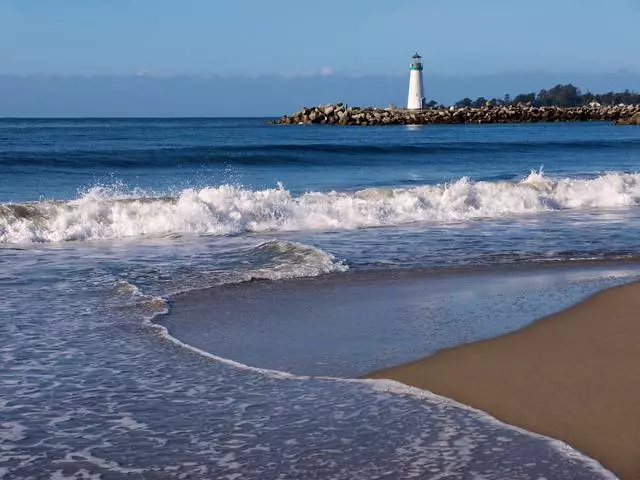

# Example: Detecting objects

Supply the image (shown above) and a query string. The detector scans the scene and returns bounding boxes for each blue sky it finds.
[2,1,640,116]
[2,0,639,76]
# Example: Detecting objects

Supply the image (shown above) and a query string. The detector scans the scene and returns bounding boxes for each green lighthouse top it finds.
[410,52,423,71]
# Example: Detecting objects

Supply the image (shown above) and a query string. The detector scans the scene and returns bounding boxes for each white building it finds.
[406,53,425,110]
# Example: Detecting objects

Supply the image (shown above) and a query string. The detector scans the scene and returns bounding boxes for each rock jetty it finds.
[274,103,640,126]
[616,112,640,125]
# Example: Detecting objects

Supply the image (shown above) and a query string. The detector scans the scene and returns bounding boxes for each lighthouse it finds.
[406,53,425,110]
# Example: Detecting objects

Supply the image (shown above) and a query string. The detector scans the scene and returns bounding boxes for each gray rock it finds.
[616,112,640,125]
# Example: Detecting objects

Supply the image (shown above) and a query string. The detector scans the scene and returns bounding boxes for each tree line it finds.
[439,84,640,109]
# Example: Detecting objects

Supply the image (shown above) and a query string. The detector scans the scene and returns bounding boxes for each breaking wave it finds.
[107,240,348,312]
[2,171,640,244]
[241,240,348,281]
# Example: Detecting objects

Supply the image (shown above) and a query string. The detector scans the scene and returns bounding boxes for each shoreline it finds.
[365,281,640,479]
[149,284,619,480]
[158,262,640,378]
[153,262,640,478]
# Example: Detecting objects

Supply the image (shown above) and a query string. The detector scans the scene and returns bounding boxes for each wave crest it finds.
[243,241,348,281]
[2,171,640,243]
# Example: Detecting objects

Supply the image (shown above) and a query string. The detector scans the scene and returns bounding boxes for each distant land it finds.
[1,71,640,117]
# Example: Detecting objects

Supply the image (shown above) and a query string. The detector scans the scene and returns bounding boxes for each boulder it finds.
[616,113,640,125]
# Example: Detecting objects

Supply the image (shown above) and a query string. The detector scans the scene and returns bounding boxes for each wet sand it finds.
[366,281,640,479]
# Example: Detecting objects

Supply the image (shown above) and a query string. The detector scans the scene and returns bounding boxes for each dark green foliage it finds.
[454,85,640,107]
[472,97,488,108]
[537,84,583,106]
[593,89,640,106]
[455,97,473,108]
[512,93,536,105]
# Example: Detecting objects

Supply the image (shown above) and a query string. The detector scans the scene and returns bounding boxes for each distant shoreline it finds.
[275,103,640,126]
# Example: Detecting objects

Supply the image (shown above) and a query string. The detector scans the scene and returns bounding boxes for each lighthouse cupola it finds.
[406,52,425,110]
[410,53,423,71]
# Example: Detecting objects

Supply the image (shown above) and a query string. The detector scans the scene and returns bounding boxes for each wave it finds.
[3,138,640,168]
[106,241,347,314]
[2,171,640,243]
[241,240,348,281]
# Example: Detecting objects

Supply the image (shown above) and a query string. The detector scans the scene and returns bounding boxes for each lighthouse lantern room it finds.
[406,53,425,110]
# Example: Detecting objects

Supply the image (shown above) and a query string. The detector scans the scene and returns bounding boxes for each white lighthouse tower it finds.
[406,53,425,110]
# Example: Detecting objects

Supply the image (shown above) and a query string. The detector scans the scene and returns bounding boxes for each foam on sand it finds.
[147,296,618,480]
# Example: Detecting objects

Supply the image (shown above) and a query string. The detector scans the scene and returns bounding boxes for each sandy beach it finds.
[367,281,640,479]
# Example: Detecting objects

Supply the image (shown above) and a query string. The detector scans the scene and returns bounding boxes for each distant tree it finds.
[513,93,536,105]
[455,97,473,108]
[425,100,438,109]
[536,84,582,107]
[596,91,616,105]
[451,84,640,109]
[598,89,640,105]
[536,89,548,106]
[471,97,488,108]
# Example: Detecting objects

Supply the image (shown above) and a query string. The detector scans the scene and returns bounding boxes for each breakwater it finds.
[274,104,640,126]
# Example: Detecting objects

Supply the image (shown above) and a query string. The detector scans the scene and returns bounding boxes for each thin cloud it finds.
[285,66,338,78]
[318,66,336,76]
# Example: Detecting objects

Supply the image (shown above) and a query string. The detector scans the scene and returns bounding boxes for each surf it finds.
[2,171,640,244]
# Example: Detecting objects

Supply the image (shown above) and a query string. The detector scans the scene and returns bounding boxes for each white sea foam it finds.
[0,422,27,444]
[242,240,348,280]
[145,307,617,480]
[2,171,640,244]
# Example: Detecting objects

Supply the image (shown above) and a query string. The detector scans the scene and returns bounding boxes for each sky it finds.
[1,1,640,116]
[2,0,640,77]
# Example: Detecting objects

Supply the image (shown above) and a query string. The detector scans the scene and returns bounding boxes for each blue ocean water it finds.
[2,118,640,479]
[3,118,640,201]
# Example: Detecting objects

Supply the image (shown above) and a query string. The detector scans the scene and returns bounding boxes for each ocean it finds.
[2,118,640,479]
